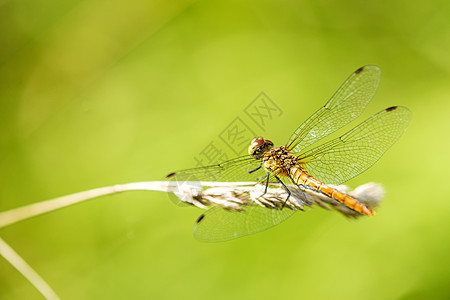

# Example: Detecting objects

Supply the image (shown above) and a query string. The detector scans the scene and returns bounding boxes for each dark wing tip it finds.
[385,106,398,112]
[166,172,176,178]
[354,66,365,74]
[196,214,206,223]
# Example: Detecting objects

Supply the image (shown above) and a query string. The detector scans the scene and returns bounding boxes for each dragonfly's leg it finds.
[263,172,270,195]
[248,165,262,174]
[256,172,271,201]
[273,175,291,209]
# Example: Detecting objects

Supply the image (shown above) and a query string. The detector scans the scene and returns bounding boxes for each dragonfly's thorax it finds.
[261,146,299,177]
[248,137,298,177]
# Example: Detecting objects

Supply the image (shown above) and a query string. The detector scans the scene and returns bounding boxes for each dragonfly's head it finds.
[248,137,274,159]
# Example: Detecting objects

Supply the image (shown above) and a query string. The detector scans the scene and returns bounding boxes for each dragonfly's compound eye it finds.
[248,137,264,155]
[248,137,265,156]
[248,137,274,158]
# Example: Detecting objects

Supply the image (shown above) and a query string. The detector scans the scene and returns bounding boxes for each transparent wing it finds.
[286,65,381,152]
[166,156,269,183]
[299,106,411,185]
[168,157,297,241]
[194,205,296,242]
[166,155,282,206]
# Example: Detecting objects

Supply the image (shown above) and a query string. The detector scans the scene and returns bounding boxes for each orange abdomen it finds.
[290,166,375,216]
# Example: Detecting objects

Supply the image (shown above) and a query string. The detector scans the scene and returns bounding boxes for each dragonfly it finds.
[167,65,411,242]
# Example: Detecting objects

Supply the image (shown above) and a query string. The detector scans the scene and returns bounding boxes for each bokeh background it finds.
[1,0,449,299]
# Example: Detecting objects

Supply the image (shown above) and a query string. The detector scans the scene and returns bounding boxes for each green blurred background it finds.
[1,0,449,299]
